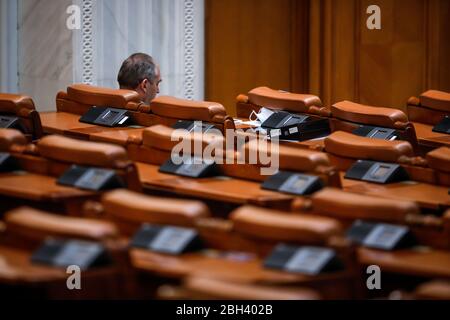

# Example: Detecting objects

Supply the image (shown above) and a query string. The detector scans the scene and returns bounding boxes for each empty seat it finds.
[101,189,210,235]
[323,131,450,211]
[0,93,43,140]
[236,86,326,118]
[0,206,127,299]
[0,132,141,216]
[407,90,450,150]
[329,101,419,151]
[150,96,234,131]
[298,188,449,250]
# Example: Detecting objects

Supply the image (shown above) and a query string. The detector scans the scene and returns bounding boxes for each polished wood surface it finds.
[205,0,309,115]
[340,172,450,210]
[309,0,450,109]
[136,162,294,207]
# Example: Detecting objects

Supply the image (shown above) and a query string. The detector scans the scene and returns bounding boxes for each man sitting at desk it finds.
[117,53,162,104]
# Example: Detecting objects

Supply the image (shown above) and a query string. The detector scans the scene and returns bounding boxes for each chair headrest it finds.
[0,93,35,114]
[244,138,329,172]
[419,90,450,112]
[4,207,118,241]
[66,84,141,107]
[151,96,227,122]
[142,124,224,153]
[324,131,414,162]
[331,101,408,128]
[0,129,27,151]
[311,188,419,222]
[247,87,322,113]
[102,189,210,227]
[230,205,342,245]
[426,147,450,173]
[183,277,321,300]
[37,135,128,167]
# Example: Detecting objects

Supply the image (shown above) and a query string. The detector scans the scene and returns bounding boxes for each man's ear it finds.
[139,78,149,93]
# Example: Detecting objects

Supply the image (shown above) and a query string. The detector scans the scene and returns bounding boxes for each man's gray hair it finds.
[117,53,156,89]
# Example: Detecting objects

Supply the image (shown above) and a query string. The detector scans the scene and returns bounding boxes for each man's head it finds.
[117,53,162,104]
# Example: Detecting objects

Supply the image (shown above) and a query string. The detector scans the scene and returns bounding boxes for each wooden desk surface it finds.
[41,112,96,135]
[0,245,66,284]
[41,111,140,140]
[413,122,450,148]
[130,248,351,285]
[89,128,145,146]
[357,247,450,278]
[341,173,450,210]
[0,172,94,201]
[136,162,293,206]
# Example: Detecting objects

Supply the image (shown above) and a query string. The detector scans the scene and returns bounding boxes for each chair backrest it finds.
[37,135,128,168]
[56,84,143,115]
[3,206,118,249]
[306,188,450,249]
[310,188,420,223]
[101,189,210,236]
[1,134,142,191]
[151,96,234,131]
[329,101,418,149]
[324,131,450,186]
[229,205,342,247]
[324,131,414,169]
[0,128,27,152]
[0,93,43,139]
[331,101,409,129]
[407,90,450,125]
[236,86,326,118]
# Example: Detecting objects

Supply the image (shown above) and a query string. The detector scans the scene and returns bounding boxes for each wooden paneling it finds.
[205,0,309,116]
[309,0,450,111]
[206,0,450,113]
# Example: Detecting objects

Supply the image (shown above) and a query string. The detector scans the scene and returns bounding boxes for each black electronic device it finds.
[262,171,324,195]
[345,160,409,184]
[347,220,415,250]
[172,120,218,134]
[353,125,401,140]
[432,116,450,134]
[57,165,125,191]
[264,244,343,275]
[79,106,133,127]
[130,224,202,255]
[159,157,219,178]
[0,152,19,172]
[261,111,330,141]
[31,239,111,270]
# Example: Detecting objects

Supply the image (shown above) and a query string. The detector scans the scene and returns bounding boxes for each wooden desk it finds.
[0,245,66,284]
[0,172,96,215]
[340,173,450,211]
[357,247,450,279]
[136,162,294,210]
[40,111,139,141]
[89,128,145,146]
[413,122,450,149]
[130,249,353,299]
